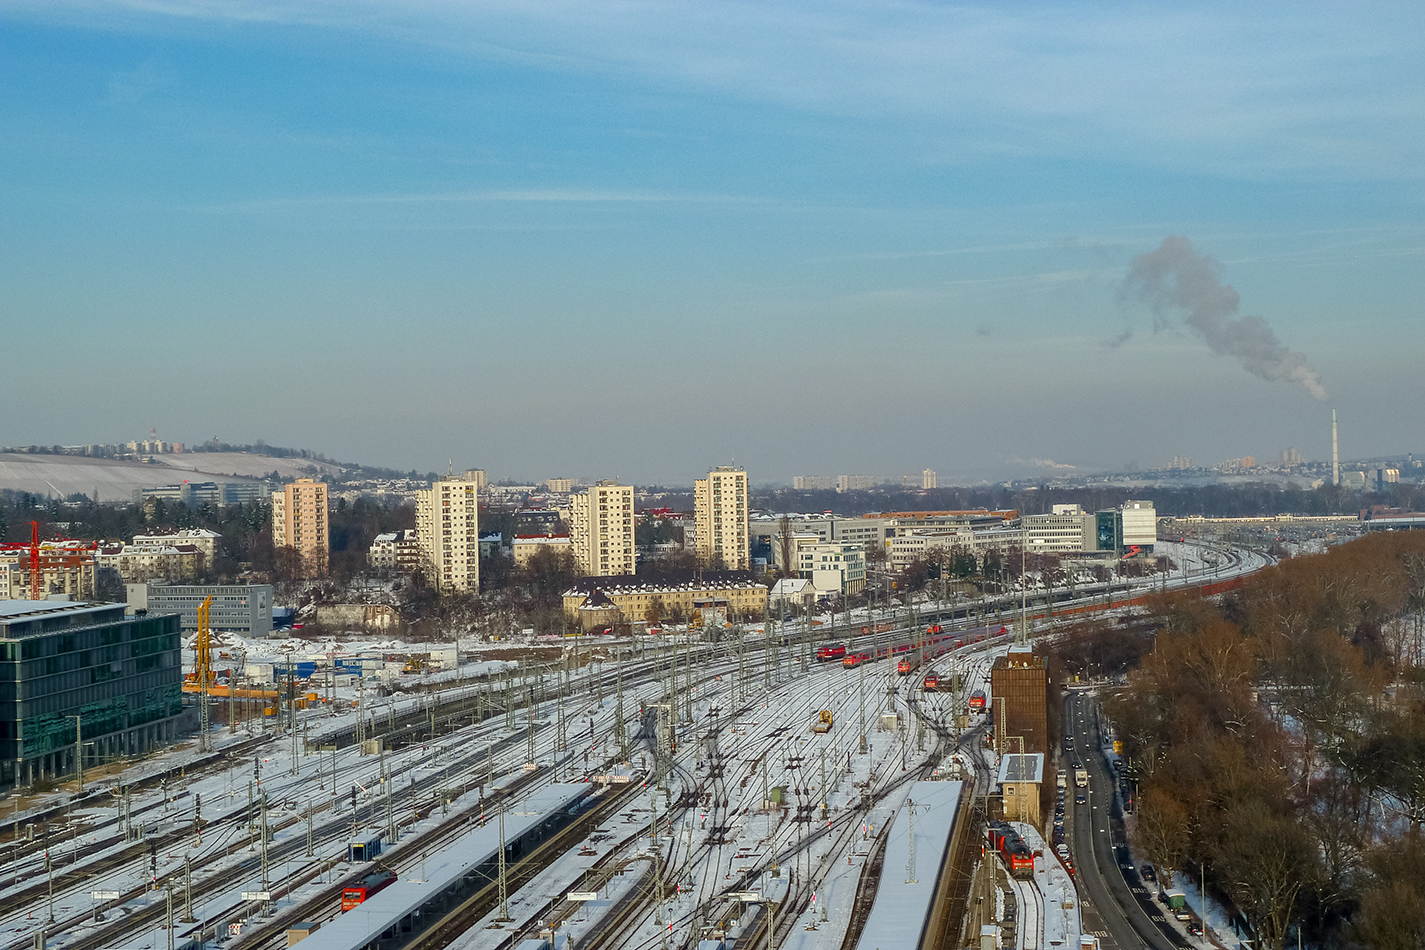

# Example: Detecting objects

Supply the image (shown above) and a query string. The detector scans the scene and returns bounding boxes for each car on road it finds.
[1075,794,1087,804]
[1141,864,1156,882]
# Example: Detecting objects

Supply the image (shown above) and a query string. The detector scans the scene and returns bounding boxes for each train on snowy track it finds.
[342,870,397,911]
[841,624,1009,670]
[988,822,1035,878]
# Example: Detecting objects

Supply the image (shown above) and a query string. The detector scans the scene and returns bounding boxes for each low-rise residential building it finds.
[368,530,422,572]
[479,533,504,558]
[97,543,202,582]
[513,508,568,536]
[768,577,816,614]
[131,529,221,565]
[561,571,768,625]
[0,541,96,600]
[512,534,573,567]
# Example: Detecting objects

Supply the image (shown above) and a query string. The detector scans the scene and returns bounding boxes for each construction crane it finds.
[190,596,215,688]
[193,597,214,750]
[28,521,41,601]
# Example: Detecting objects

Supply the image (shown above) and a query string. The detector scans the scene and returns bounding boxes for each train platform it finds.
[293,783,594,950]
[850,780,965,950]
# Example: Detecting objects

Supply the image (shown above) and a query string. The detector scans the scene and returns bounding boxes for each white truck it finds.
[1075,768,1089,788]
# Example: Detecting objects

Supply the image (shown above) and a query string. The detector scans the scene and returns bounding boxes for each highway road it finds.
[1064,690,1190,950]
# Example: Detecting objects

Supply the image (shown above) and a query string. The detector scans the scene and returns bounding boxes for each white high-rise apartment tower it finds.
[271,478,329,577]
[416,476,481,593]
[695,466,750,570]
[570,480,635,576]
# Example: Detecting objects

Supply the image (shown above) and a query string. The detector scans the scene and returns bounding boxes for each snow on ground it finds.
[1011,820,1081,949]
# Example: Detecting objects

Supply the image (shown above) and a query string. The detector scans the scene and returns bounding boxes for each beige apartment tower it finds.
[416,476,481,593]
[271,478,329,576]
[570,480,635,576]
[695,466,750,570]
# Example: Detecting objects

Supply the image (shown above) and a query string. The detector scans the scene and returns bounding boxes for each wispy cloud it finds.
[19,0,1419,181]
[106,60,174,103]
[186,188,756,213]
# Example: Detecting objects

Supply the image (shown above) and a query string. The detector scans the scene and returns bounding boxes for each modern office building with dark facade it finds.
[0,599,188,789]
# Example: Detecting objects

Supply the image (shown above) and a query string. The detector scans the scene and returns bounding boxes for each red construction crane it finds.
[29,521,41,601]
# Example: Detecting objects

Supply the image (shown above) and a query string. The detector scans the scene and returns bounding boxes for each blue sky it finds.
[2,1,1422,484]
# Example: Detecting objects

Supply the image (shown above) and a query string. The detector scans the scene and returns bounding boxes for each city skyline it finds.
[3,2,1422,484]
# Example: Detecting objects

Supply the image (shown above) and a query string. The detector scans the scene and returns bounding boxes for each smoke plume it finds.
[1122,236,1328,401]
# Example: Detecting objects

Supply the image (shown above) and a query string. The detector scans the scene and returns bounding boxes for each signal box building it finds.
[997,753,1045,826]
[990,646,1049,755]
[0,600,188,789]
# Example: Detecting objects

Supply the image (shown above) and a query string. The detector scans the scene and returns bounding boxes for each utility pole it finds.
[385,762,395,842]
[70,716,83,795]
[496,802,511,921]
[505,672,514,730]
[820,750,827,820]
[259,792,270,915]
[906,799,919,884]
[182,857,195,922]
[764,623,773,689]
[685,635,694,720]
[858,657,867,754]
[615,663,628,760]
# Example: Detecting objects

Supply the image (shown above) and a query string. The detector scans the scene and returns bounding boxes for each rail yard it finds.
[0,539,1272,950]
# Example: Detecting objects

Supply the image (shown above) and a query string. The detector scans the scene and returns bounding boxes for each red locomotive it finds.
[342,870,397,911]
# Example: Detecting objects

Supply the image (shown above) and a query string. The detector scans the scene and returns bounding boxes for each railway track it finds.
[5,601,1138,950]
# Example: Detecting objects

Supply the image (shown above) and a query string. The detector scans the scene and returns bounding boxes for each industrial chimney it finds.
[1332,409,1340,487]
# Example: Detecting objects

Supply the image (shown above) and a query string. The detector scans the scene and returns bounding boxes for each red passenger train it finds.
[839,623,1008,670]
[815,645,847,662]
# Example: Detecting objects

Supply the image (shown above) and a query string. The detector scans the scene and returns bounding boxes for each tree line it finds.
[1094,531,1425,949]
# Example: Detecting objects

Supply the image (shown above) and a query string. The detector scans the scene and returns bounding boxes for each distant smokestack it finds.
[1332,409,1339,486]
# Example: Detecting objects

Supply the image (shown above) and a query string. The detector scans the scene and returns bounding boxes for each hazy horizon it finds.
[3,2,1422,485]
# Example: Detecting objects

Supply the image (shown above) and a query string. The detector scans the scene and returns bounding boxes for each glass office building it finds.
[0,599,186,789]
